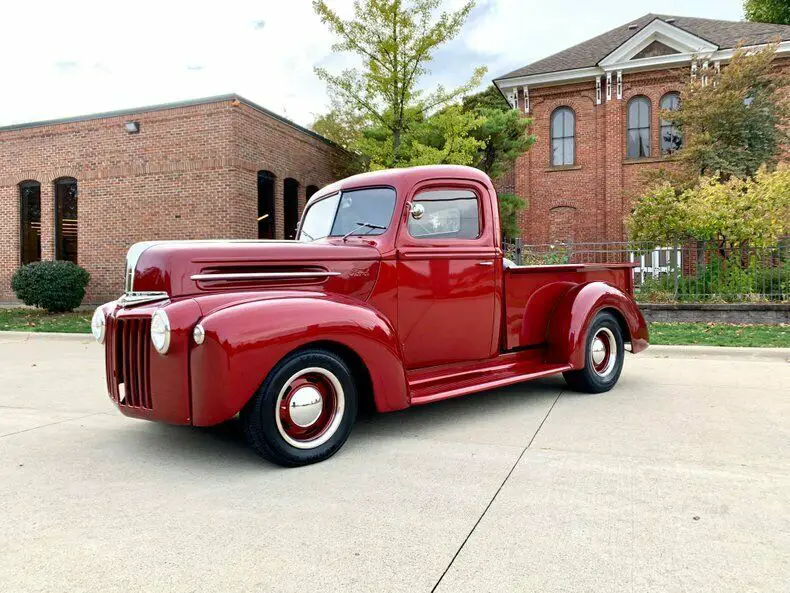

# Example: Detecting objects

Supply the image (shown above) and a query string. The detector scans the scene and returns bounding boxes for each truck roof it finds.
[309,165,493,206]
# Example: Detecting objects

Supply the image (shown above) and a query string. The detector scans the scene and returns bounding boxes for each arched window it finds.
[54,177,78,263]
[283,178,300,240]
[627,96,651,158]
[19,181,41,265]
[306,185,319,200]
[257,170,276,239]
[660,92,682,155]
[550,107,575,166]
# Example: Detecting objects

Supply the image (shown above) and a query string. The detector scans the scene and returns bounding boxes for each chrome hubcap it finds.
[591,338,607,365]
[275,367,345,450]
[289,386,323,427]
[590,328,617,377]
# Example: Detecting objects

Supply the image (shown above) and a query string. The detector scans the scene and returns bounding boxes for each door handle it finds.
[477,261,494,266]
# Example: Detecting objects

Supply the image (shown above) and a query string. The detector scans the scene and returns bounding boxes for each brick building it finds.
[0,94,348,303]
[494,14,790,244]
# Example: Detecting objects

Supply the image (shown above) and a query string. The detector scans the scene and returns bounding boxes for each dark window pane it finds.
[551,110,563,138]
[409,190,480,240]
[661,125,682,154]
[628,102,639,128]
[627,98,651,158]
[55,179,78,263]
[639,101,649,127]
[659,93,682,154]
[283,178,299,240]
[328,187,396,237]
[551,107,575,166]
[563,138,574,165]
[639,129,651,157]
[552,138,563,166]
[20,182,41,265]
[627,130,640,158]
[257,170,276,239]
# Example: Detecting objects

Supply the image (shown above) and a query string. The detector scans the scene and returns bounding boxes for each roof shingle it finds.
[496,14,790,81]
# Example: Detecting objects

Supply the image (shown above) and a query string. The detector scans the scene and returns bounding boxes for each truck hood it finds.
[126,240,382,301]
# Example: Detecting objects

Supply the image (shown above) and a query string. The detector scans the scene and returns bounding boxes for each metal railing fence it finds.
[502,238,789,303]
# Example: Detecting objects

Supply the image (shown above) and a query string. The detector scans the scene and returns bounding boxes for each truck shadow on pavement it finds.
[130,376,569,469]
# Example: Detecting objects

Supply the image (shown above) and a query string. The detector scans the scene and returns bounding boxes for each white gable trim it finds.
[600,19,718,67]
[495,66,602,91]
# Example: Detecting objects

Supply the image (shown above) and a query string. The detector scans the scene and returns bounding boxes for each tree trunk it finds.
[393,128,401,165]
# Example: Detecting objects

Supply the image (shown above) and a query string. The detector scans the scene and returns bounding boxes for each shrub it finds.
[11,261,90,313]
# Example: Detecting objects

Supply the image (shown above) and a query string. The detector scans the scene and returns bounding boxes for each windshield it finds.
[298,187,396,242]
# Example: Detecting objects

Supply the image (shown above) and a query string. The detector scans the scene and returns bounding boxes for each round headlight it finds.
[91,307,106,344]
[193,323,205,345]
[150,310,171,354]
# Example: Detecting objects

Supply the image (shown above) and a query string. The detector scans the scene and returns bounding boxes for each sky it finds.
[0,0,747,129]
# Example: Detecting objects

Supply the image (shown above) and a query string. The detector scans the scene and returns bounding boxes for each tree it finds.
[465,87,534,179]
[312,95,366,152]
[313,0,486,168]
[668,45,787,179]
[627,167,790,248]
[744,0,790,24]
[498,193,528,238]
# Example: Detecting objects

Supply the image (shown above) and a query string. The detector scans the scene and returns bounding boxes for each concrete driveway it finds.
[0,334,788,593]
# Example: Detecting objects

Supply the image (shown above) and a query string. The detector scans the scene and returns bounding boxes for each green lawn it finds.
[0,308,787,347]
[0,308,92,333]
[649,322,789,348]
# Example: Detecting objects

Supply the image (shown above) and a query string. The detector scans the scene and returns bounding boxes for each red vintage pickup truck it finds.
[93,165,648,466]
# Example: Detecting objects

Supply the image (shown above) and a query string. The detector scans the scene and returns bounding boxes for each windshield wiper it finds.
[342,221,386,241]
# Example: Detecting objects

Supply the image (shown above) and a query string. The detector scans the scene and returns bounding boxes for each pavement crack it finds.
[0,413,100,439]
[430,389,564,593]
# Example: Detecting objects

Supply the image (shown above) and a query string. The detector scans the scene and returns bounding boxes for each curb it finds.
[0,333,786,360]
[0,331,94,343]
[642,344,789,362]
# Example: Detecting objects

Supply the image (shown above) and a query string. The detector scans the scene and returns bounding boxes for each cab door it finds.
[396,182,498,370]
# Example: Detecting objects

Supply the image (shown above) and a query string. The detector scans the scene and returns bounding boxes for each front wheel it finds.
[241,348,358,467]
[563,312,624,393]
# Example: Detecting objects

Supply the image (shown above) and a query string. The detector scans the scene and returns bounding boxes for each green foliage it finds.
[11,261,90,313]
[744,0,790,24]
[628,167,790,248]
[469,105,534,179]
[312,0,486,168]
[498,193,527,239]
[0,308,92,333]
[648,323,790,348]
[461,84,510,111]
[311,6,533,237]
[636,255,790,303]
[519,245,571,265]
[668,45,787,179]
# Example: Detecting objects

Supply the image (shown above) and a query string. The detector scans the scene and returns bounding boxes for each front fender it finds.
[547,281,649,369]
[189,294,409,426]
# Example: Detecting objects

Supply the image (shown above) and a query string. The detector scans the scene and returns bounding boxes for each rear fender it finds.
[547,281,649,369]
[189,294,408,426]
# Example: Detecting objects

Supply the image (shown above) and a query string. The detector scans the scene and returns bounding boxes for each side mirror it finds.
[411,203,425,220]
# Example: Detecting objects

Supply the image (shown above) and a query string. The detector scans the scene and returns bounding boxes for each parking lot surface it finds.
[1,334,788,592]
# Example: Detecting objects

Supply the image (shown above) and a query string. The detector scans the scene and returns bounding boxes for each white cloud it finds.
[0,0,746,128]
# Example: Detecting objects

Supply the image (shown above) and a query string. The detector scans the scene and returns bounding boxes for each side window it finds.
[408,189,480,240]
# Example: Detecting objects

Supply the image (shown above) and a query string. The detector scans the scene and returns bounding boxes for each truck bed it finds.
[503,263,637,351]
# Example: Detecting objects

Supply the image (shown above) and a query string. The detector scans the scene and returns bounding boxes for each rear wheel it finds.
[563,311,624,393]
[241,348,358,467]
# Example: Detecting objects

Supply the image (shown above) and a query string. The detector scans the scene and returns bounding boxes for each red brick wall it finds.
[0,98,347,303]
[512,68,689,245]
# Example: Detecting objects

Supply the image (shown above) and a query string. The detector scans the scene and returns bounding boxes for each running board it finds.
[408,353,571,406]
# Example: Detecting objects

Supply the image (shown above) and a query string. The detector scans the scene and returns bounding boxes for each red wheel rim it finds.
[275,368,345,449]
[590,328,617,377]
